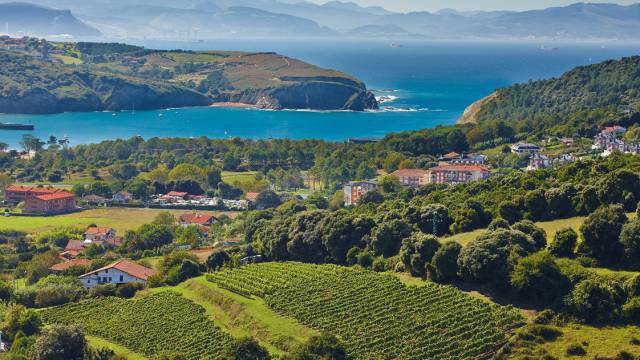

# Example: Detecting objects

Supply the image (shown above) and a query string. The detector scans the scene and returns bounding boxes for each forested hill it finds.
[462,56,640,135]
[0,39,378,114]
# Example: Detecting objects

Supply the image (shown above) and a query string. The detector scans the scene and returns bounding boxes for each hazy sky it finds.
[313,0,638,12]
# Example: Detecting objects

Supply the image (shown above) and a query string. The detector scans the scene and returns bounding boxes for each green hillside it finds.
[208,262,524,359]
[0,38,378,113]
[472,56,640,135]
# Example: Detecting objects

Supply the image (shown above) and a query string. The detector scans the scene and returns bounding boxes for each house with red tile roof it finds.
[24,190,76,215]
[79,259,155,288]
[112,191,133,203]
[49,258,91,274]
[85,226,116,242]
[5,185,63,205]
[391,169,429,187]
[179,213,218,227]
[245,192,260,203]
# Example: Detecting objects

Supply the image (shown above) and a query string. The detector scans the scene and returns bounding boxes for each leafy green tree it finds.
[431,241,462,282]
[510,252,570,306]
[371,219,413,258]
[1,304,41,342]
[286,333,349,360]
[620,219,640,269]
[169,163,205,183]
[451,200,492,233]
[399,233,440,276]
[33,325,87,360]
[206,166,222,189]
[223,154,241,172]
[255,190,281,210]
[328,190,344,211]
[223,337,270,360]
[0,280,14,301]
[548,228,578,258]
[358,190,384,205]
[565,279,625,323]
[524,189,547,221]
[498,200,522,224]
[152,211,176,226]
[512,220,547,250]
[379,175,402,194]
[207,250,231,271]
[580,204,628,265]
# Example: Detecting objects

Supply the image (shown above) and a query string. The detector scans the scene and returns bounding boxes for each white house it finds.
[510,143,543,154]
[79,259,155,288]
[112,191,133,203]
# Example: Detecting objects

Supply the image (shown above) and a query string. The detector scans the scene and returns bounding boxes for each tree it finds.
[305,193,328,210]
[458,229,536,286]
[580,204,628,265]
[207,250,231,271]
[620,219,640,269]
[0,172,13,192]
[549,228,578,258]
[1,304,41,342]
[153,212,176,226]
[223,154,241,171]
[405,204,452,236]
[33,325,87,360]
[26,251,59,285]
[255,190,281,210]
[565,279,625,323]
[511,220,547,250]
[371,219,413,258]
[286,333,349,360]
[169,163,205,183]
[206,166,222,189]
[452,200,492,233]
[218,182,243,199]
[524,189,547,221]
[399,233,440,276]
[498,200,522,224]
[510,252,570,306]
[431,241,462,282]
[223,337,270,360]
[379,175,401,194]
[328,190,344,211]
[148,165,170,184]
[358,190,384,205]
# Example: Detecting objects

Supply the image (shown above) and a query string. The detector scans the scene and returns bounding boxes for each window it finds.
[120,275,123,282]
[105,269,109,273]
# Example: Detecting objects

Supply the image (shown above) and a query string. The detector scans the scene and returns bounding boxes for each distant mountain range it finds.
[2,1,640,40]
[0,2,100,37]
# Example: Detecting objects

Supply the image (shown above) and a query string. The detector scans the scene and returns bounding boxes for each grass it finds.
[222,171,267,193]
[539,323,640,359]
[0,208,239,234]
[442,213,637,247]
[86,335,148,360]
[51,54,83,65]
[152,276,318,356]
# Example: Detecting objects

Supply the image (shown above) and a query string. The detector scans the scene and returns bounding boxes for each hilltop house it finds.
[78,259,155,288]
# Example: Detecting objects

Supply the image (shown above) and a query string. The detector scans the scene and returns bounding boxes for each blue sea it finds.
[1,39,638,148]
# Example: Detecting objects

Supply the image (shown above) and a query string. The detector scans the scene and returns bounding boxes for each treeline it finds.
[476,56,640,136]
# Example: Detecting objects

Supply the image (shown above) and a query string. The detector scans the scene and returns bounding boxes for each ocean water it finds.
[1,39,638,148]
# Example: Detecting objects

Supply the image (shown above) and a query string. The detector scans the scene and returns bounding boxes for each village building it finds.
[245,192,260,204]
[85,227,117,242]
[510,143,543,154]
[602,125,627,136]
[5,185,64,205]
[344,181,378,206]
[82,194,109,205]
[78,259,155,288]
[24,190,76,215]
[112,191,133,203]
[391,169,430,187]
[49,258,91,274]
[179,213,219,227]
[428,164,492,185]
[526,153,577,171]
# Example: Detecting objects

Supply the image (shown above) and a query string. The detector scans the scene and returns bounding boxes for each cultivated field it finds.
[0,208,239,234]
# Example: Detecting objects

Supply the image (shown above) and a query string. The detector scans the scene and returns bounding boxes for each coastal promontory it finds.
[0,38,378,114]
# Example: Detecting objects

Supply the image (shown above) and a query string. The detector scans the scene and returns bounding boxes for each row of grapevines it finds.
[40,291,231,359]
[208,262,524,360]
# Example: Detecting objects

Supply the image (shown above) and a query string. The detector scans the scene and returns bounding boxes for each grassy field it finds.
[222,171,268,193]
[86,336,148,360]
[0,208,239,234]
[152,276,317,356]
[531,323,640,359]
[443,213,637,247]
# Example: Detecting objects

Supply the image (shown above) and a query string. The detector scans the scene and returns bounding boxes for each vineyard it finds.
[40,291,231,359]
[208,262,525,360]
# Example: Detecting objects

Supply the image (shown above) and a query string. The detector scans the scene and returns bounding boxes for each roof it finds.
[114,191,132,196]
[180,213,217,225]
[49,258,90,272]
[83,195,106,201]
[511,143,541,149]
[392,169,429,177]
[6,185,61,194]
[429,164,491,172]
[80,259,155,281]
[65,239,85,251]
[166,191,188,197]
[35,191,74,201]
[85,227,114,236]
[442,152,461,158]
[245,192,260,202]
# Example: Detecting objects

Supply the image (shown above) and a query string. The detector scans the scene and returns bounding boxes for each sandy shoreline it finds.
[211,102,256,109]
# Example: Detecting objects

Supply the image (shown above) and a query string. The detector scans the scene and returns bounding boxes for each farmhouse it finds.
[179,213,218,227]
[85,226,116,242]
[79,259,155,288]
[391,169,429,187]
[24,190,76,215]
[49,258,91,274]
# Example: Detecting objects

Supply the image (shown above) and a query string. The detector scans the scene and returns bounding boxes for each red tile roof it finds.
[115,191,132,196]
[81,259,155,281]
[245,192,260,202]
[392,169,429,177]
[85,227,114,236]
[166,191,188,197]
[180,213,217,225]
[429,164,491,172]
[6,185,62,194]
[49,258,90,272]
[443,152,461,158]
[35,191,74,201]
[65,239,85,251]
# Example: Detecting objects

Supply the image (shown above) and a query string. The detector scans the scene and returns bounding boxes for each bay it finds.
[1,39,638,148]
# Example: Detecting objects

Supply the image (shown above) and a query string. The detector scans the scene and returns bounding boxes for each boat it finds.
[0,123,34,130]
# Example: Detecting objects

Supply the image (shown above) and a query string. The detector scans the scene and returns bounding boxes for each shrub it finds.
[565,279,626,323]
[620,219,640,269]
[549,228,578,258]
[565,343,586,356]
[115,282,144,299]
[286,333,348,360]
[580,205,628,266]
[0,280,14,301]
[622,297,640,323]
[88,284,116,298]
[488,218,510,231]
[222,337,270,360]
[32,324,87,360]
[510,252,570,306]
[34,284,85,308]
[206,250,231,271]
[430,241,462,282]
[626,275,640,297]
[512,220,547,250]
[399,233,440,276]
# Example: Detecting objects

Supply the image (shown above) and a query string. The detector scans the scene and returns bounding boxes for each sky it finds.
[312,0,638,12]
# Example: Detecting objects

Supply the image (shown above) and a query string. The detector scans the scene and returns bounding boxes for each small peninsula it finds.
[0,37,378,114]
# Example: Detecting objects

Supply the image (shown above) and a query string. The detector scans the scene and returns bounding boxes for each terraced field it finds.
[208,262,525,360]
